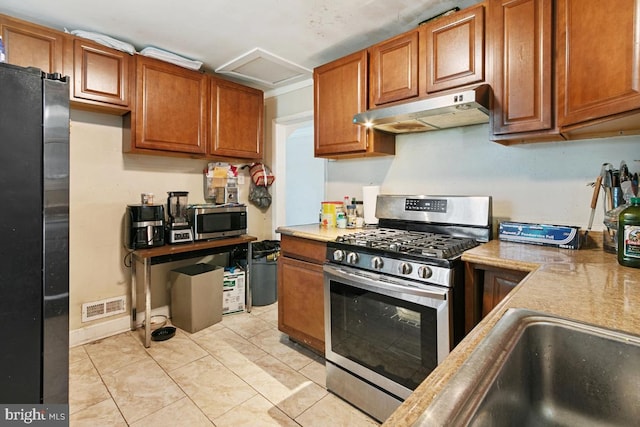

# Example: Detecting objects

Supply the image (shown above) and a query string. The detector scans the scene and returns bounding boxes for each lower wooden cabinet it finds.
[465,262,529,333]
[277,235,326,353]
[481,268,528,317]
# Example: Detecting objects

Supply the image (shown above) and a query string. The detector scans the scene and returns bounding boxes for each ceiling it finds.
[0,0,475,93]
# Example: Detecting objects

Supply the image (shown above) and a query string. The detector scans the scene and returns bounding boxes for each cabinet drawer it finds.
[280,235,327,264]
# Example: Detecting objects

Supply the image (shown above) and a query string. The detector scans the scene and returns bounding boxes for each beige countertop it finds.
[276,223,364,242]
[385,235,640,426]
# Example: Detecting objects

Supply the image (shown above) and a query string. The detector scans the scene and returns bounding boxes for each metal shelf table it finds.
[130,235,257,347]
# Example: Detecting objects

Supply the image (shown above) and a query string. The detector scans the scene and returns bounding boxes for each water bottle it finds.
[618,197,640,268]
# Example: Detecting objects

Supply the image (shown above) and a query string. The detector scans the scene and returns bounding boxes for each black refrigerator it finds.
[0,62,69,403]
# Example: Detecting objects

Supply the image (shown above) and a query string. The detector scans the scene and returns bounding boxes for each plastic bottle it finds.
[618,197,640,268]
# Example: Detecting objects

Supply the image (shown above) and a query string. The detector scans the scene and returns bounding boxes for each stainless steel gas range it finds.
[323,195,492,422]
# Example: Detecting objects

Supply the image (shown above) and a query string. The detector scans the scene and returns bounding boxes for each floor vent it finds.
[82,296,126,322]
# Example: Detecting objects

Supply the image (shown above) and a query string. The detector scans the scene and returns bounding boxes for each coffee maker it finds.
[125,204,165,249]
[166,191,193,244]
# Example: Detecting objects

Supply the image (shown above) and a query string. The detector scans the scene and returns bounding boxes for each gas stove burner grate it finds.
[335,228,479,260]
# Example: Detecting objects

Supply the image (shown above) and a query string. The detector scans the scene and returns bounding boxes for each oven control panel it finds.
[327,248,452,287]
[405,198,447,213]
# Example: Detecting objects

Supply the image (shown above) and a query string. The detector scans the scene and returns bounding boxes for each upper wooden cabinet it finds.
[420,3,485,94]
[314,50,395,158]
[0,14,65,74]
[68,37,132,113]
[367,4,486,109]
[556,0,640,131]
[124,56,264,160]
[209,77,263,160]
[124,55,208,155]
[1,14,132,114]
[368,31,419,107]
[488,0,562,143]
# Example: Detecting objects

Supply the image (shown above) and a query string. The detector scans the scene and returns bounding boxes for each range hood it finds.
[353,84,491,134]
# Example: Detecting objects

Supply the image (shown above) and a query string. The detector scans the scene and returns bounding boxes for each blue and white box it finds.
[498,221,581,249]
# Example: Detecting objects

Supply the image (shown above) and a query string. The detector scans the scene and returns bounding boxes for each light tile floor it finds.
[68,302,380,426]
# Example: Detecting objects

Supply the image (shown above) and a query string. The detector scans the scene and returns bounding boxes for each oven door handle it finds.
[324,264,448,301]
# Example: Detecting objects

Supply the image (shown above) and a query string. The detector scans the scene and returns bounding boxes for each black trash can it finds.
[249,240,280,306]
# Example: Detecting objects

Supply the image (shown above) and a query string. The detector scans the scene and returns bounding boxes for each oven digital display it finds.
[405,198,447,212]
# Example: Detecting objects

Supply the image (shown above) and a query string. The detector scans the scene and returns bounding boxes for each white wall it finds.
[325,124,639,231]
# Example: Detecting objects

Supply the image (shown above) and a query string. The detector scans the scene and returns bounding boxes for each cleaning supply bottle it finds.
[618,197,640,268]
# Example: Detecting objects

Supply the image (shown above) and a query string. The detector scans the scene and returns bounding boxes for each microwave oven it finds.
[187,204,247,241]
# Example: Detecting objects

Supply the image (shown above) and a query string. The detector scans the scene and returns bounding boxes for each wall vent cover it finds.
[82,296,126,322]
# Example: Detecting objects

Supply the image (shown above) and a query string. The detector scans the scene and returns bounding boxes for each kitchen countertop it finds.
[276,223,365,241]
[275,225,640,425]
[385,234,640,426]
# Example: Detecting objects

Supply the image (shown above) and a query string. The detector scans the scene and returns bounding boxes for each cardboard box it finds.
[223,268,245,314]
[498,221,581,249]
[169,263,224,333]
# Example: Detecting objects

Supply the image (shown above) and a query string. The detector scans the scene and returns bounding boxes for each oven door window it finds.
[329,281,438,391]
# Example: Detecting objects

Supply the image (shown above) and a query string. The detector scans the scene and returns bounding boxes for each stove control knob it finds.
[371,256,384,269]
[418,266,433,279]
[346,252,359,265]
[399,262,413,275]
[332,250,345,262]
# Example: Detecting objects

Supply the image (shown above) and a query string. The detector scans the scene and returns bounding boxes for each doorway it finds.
[273,113,325,233]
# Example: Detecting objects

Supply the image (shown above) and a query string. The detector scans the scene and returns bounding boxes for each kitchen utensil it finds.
[585,174,602,244]
[602,163,614,212]
[620,161,630,182]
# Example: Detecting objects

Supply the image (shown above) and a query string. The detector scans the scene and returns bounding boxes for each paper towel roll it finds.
[362,186,380,225]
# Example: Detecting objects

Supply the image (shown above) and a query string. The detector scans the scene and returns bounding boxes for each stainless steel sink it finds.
[416,308,640,426]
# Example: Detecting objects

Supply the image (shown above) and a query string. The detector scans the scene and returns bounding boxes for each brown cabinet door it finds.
[209,77,263,159]
[0,14,64,74]
[314,50,369,156]
[71,38,131,109]
[277,256,325,353]
[420,4,485,94]
[490,0,554,135]
[133,56,207,154]
[481,268,528,317]
[369,30,419,107]
[557,0,640,127]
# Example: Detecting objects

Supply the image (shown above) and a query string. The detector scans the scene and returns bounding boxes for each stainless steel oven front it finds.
[323,263,452,422]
